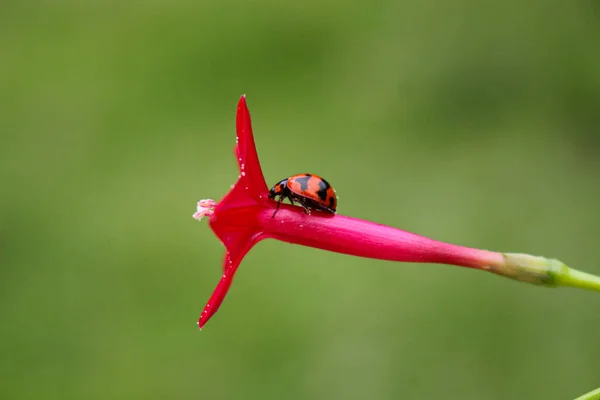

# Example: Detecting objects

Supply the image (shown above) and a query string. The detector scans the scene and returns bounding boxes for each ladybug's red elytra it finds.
[268,173,337,218]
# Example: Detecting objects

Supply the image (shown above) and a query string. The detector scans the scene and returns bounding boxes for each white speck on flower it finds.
[193,199,216,221]
[241,171,246,176]
[299,224,304,228]
[238,158,242,162]
[241,163,245,170]
[230,184,235,189]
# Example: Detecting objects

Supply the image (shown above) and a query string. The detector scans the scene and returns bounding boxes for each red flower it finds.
[193,96,600,330]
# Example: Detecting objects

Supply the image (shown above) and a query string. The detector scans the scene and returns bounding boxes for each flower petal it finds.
[198,229,265,329]
[235,95,268,200]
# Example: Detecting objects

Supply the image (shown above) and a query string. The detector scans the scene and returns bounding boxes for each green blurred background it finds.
[1,1,599,399]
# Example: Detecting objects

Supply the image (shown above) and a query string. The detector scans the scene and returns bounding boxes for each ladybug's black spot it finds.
[305,173,312,177]
[328,196,335,209]
[294,176,311,191]
[316,180,329,201]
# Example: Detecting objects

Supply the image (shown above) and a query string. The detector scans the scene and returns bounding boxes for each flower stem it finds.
[574,386,600,400]
[485,253,600,292]
[553,266,600,292]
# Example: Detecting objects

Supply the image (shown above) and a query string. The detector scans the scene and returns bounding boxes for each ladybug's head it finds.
[268,178,289,199]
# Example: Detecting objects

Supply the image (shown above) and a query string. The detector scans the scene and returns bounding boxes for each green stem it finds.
[574,386,600,400]
[553,266,600,292]
[485,253,600,293]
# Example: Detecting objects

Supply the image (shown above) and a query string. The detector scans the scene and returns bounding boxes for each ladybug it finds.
[268,173,337,218]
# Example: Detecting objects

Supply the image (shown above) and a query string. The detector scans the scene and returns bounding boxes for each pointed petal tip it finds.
[198,315,208,331]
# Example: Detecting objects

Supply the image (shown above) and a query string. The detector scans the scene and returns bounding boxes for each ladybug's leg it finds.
[297,198,312,215]
[271,196,283,218]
